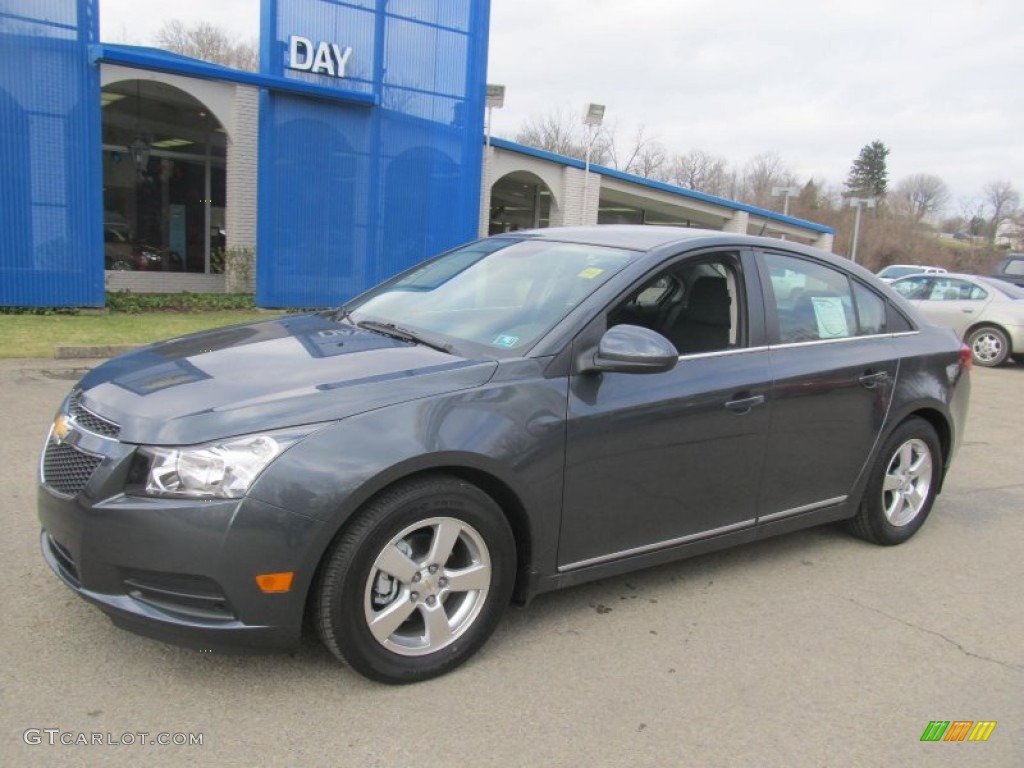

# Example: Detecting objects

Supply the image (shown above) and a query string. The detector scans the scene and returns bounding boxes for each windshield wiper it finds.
[356,320,453,354]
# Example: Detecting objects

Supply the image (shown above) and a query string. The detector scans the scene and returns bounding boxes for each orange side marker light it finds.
[255,572,294,593]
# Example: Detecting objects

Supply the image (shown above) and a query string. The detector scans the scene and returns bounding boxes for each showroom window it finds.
[101,80,226,274]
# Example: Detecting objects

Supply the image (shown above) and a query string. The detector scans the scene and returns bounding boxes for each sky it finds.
[99,0,1023,213]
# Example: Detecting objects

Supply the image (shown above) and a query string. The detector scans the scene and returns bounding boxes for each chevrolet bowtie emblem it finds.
[52,413,72,444]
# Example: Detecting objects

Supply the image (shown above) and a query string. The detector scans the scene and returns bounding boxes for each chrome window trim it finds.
[558,518,756,572]
[769,330,919,351]
[676,345,769,361]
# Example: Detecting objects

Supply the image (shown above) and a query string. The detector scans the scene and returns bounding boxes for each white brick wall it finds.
[226,86,259,293]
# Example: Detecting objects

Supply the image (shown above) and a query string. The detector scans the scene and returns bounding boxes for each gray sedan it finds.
[39,226,970,683]
[890,272,1024,366]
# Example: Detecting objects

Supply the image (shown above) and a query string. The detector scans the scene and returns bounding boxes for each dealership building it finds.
[0,0,833,308]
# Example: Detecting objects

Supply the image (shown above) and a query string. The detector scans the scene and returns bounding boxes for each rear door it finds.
[911,277,992,338]
[756,250,898,521]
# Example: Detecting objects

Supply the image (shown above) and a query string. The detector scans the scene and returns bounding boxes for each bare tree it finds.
[606,124,668,180]
[891,174,950,222]
[982,179,1020,244]
[155,19,259,71]
[741,152,794,207]
[666,149,731,195]
[515,108,591,162]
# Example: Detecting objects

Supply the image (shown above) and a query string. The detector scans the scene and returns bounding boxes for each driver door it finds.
[557,250,772,570]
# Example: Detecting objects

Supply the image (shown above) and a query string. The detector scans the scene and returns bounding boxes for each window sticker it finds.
[811,297,849,338]
[577,267,605,279]
[492,334,520,348]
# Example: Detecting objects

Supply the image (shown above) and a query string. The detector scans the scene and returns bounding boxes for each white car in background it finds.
[877,264,947,282]
[890,273,1024,366]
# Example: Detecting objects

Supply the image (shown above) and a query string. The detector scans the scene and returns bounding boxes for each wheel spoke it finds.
[444,562,490,593]
[906,484,926,512]
[426,519,462,566]
[374,543,419,583]
[368,595,416,644]
[898,443,914,471]
[908,451,932,480]
[883,473,903,492]
[419,601,453,647]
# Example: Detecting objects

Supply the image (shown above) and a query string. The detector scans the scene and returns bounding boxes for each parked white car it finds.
[890,273,1024,366]
[877,264,947,282]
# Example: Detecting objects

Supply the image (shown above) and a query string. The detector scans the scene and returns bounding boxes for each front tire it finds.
[849,418,942,545]
[315,475,515,684]
[967,325,1009,367]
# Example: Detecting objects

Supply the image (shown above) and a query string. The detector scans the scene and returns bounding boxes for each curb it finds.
[54,344,143,360]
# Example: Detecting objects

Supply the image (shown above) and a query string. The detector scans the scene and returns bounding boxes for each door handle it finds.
[858,370,890,388]
[724,394,765,413]
[961,308,975,313]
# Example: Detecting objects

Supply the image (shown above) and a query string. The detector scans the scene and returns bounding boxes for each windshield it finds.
[346,238,636,354]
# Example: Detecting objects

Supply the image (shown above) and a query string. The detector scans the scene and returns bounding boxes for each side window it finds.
[891,276,931,300]
[764,252,858,343]
[968,284,988,300]
[852,282,887,335]
[609,252,743,355]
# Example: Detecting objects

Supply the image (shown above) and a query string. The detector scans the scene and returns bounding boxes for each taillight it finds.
[960,343,973,372]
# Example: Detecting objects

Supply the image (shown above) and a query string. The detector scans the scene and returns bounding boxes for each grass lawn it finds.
[0,310,287,358]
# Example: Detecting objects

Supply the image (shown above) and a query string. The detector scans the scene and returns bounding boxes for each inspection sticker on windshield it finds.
[577,267,605,279]
[811,296,849,338]
[492,334,519,348]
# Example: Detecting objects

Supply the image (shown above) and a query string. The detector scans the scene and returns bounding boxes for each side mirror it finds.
[584,324,678,374]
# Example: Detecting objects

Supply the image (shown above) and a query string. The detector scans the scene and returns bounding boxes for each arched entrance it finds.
[489,171,556,234]
[101,80,227,273]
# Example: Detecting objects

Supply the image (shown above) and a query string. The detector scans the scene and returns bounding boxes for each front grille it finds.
[69,394,120,438]
[42,441,102,496]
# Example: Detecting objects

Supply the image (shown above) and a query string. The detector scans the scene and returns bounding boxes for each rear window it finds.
[1002,259,1024,277]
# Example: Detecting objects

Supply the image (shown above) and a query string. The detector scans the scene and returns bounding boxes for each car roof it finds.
[487,224,890,289]
[492,224,835,255]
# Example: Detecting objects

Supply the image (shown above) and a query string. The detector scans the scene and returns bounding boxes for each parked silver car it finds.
[890,273,1024,366]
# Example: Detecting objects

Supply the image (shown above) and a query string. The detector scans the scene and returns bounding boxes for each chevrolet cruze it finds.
[39,226,971,683]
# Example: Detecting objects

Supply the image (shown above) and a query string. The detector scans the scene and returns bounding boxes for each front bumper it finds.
[37,419,326,653]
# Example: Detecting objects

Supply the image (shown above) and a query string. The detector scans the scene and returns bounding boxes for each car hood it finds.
[71,314,498,445]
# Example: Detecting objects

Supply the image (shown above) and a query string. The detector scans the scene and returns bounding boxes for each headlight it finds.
[133,429,310,499]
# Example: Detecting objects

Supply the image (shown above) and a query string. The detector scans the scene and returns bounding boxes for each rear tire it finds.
[315,475,515,684]
[849,418,942,545]
[966,325,1009,367]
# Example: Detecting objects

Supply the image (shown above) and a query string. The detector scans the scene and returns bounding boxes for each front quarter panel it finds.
[245,358,569,588]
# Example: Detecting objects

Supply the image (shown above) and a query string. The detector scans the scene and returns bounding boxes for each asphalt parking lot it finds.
[1,358,1020,767]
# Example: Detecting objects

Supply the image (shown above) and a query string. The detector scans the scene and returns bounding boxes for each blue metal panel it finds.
[257,0,489,308]
[0,0,104,306]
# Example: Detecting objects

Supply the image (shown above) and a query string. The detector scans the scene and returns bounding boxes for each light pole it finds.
[771,185,801,217]
[581,103,605,225]
[771,185,801,240]
[485,84,505,152]
[848,196,877,263]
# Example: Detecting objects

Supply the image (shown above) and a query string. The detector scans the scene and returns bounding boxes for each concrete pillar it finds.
[225,86,259,293]
[814,232,834,252]
[478,145,496,237]
[722,210,749,234]
[562,166,601,226]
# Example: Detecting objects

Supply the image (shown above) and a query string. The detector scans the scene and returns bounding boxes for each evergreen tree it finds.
[845,140,890,198]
